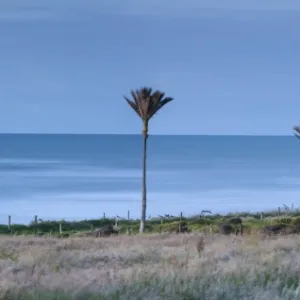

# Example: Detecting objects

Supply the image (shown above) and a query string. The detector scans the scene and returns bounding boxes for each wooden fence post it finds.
[8,215,11,234]
[159,216,164,233]
[59,222,62,234]
[127,210,130,235]
[34,215,38,234]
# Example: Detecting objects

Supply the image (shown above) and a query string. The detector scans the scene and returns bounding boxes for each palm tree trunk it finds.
[140,122,148,233]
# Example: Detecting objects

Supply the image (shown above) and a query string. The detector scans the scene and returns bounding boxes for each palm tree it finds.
[124,87,174,233]
[293,125,300,139]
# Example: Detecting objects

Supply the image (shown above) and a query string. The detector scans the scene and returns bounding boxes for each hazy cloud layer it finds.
[1,0,300,22]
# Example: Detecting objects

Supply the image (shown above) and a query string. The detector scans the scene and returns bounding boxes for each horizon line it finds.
[0,132,295,137]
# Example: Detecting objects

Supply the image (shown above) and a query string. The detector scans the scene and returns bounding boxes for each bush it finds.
[292,217,300,226]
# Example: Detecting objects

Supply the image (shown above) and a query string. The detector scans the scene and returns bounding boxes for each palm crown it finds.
[124,87,173,125]
[293,125,300,138]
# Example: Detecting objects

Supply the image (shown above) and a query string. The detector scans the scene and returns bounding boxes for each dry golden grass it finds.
[1,233,300,299]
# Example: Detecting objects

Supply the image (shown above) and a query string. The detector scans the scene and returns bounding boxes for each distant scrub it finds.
[2,208,300,237]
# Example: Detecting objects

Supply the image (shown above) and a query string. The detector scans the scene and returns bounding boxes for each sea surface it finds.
[0,134,300,224]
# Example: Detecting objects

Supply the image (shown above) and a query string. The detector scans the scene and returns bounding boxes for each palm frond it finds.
[151,91,165,105]
[293,125,300,132]
[131,90,144,117]
[124,87,173,121]
[151,97,174,116]
[293,125,300,138]
[124,97,141,117]
[140,87,152,98]
[148,91,165,117]
[160,97,173,107]
[138,87,152,119]
[130,91,140,107]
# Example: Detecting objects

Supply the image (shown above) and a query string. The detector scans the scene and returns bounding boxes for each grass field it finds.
[1,232,300,300]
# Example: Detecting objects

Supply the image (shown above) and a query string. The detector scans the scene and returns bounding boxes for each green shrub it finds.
[292,217,300,226]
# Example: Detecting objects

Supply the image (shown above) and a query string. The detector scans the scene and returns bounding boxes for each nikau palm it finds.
[124,87,174,233]
[293,125,300,139]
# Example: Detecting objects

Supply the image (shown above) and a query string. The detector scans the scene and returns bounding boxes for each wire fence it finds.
[0,209,213,226]
[1,204,299,236]
[1,204,299,226]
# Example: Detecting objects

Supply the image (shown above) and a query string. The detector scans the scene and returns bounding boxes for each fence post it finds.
[90,224,94,232]
[59,222,62,234]
[8,215,11,234]
[103,212,106,220]
[180,212,182,223]
[127,210,130,235]
[159,216,163,233]
[260,212,263,220]
[278,207,281,216]
[34,215,38,234]
[115,217,118,227]
[209,224,212,235]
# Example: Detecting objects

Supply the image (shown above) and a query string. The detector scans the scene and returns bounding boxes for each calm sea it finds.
[0,134,299,224]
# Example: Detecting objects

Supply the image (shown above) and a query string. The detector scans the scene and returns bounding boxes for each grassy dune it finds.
[1,233,300,299]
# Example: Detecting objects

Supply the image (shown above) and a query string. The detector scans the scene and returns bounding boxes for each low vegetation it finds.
[1,232,300,299]
[1,206,300,237]
[0,208,300,298]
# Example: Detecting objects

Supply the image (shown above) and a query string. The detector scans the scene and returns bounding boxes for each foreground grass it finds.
[1,233,300,299]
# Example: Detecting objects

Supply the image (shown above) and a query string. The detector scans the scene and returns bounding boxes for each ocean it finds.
[0,134,299,224]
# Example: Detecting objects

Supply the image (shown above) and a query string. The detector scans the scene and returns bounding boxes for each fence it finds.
[1,211,133,235]
[1,204,299,236]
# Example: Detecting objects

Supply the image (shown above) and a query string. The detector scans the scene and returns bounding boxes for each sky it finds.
[0,0,300,135]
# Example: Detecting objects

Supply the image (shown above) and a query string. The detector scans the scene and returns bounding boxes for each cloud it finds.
[0,0,299,23]
[0,10,53,22]
[98,1,300,22]
[103,0,300,14]
[0,1,56,22]
[135,0,300,11]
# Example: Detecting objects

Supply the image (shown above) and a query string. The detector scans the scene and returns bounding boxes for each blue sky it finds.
[0,0,300,135]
